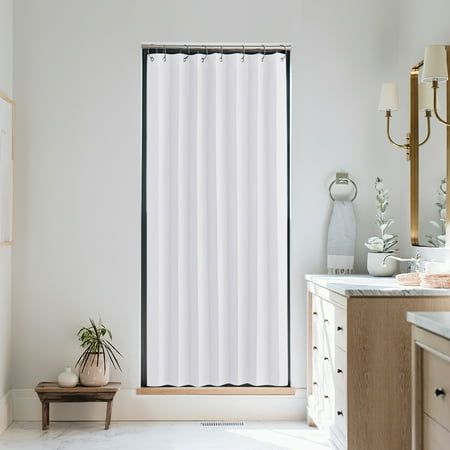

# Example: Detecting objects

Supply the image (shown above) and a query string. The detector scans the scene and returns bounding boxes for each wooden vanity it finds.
[306,275,450,450]
[408,312,450,450]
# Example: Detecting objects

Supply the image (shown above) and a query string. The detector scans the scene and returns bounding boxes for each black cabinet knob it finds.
[324,357,329,361]
[313,381,318,386]
[324,395,329,399]
[435,388,446,398]
[337,326,343,332]
[313,312,318,316]
[324,319,329,323]
[337,369,343,374]
[313,346,318,351]
[337,410,344,417]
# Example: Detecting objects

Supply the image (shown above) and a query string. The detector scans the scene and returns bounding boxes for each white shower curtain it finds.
[146,51,288,386]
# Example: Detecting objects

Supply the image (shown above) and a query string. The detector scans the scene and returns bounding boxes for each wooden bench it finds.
[35,382,121,430]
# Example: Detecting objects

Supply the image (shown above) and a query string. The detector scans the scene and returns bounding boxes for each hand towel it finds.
[327,200,356,274]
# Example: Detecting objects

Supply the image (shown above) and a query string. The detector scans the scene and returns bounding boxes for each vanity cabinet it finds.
[306,275,450,450]
[409,313,450,450]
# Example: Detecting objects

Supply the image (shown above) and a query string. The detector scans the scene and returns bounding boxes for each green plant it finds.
[426,179,447,248]
[365,177,399,253]
[75,318,122,374]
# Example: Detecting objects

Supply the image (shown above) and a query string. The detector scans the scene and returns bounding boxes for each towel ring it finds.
[329,175,358,202]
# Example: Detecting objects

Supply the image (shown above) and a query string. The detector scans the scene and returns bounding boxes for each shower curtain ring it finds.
[163,45,167,62]
[183,44,190,62]
[241,45,245,63]
[201,45,208,63]
[281,44,287,61]
[220,45,224,62]
[261,45,266,62]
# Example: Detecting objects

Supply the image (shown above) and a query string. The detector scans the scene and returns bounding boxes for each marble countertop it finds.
[305,274,450,297]
[407,312,450,340]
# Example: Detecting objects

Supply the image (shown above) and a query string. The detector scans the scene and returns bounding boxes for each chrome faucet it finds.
[382,250,421,272]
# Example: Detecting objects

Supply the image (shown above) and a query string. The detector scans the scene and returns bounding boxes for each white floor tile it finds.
[0,421,330,450]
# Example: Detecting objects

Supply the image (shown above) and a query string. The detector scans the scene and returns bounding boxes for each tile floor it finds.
[0,421,330,449]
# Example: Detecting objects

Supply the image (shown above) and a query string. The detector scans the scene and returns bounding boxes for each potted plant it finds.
[75,318,122,386]
[365,177,399,276]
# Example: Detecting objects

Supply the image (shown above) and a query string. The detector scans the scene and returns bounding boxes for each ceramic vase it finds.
[79,353,110,387]
[367,252,398,277]
[57,367,79,388]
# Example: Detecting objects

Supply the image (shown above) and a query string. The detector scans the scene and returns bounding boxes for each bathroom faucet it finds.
[382,251,421,272]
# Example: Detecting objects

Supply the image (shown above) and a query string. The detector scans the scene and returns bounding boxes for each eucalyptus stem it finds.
[365,177,398,253]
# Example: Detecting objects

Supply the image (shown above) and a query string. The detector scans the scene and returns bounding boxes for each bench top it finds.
[35,382,121,393]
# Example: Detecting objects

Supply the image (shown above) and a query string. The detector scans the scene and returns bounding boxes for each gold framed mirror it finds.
[410,46,449,247]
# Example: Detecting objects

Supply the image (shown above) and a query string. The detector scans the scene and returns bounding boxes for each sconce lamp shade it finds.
[378,82,399,111]
[422,45,448,82]
[419,82,437,111]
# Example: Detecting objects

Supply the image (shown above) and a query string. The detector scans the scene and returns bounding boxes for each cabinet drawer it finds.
[309,379,323,410]
[335,385,347,438]
[335,306,347,351]
[311,294,322,319]
[312,328,323,389]
[323,301,336,360]
[334,346,347,392]
[423,349,450,430]
[423,413,450,450]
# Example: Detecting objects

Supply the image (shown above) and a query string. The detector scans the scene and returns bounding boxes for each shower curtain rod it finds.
[142,44,291,55]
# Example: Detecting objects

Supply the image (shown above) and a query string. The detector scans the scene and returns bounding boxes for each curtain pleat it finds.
[147,52,288,387]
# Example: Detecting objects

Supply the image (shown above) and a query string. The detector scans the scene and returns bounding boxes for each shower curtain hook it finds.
[261,44,266,62]
[201,45,208,63]
[281,44,287,61]
[220,45,224,62]
[183,44,190,62]
[241,45,245,63]
[163,45,167,62]
[148,48,154,62]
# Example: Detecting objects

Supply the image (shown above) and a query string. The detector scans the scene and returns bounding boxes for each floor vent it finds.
[201,421,245,427]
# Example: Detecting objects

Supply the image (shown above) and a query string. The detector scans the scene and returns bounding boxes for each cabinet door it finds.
[422,349,450,430]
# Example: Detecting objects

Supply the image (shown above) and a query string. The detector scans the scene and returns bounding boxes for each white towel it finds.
[327,200,356,274]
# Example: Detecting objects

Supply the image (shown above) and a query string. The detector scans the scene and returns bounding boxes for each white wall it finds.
[12,0,401,415]
[0,0,13,432]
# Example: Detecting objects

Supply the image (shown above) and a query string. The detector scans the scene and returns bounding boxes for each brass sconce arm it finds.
[385,110,409,149]
[385,109,431,160]
[432,80,450,126]
[419,110,432,146]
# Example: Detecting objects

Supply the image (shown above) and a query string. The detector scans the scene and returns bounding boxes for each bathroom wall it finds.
[395,0,450,261]
[12,0,400,418]
[0,0,13,433]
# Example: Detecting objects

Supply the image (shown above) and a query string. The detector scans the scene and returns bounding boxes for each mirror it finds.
[410,46,449,247]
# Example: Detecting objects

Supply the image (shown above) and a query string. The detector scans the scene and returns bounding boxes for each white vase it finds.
[57,367,79,388]
[367,252,398,277]
[79,353,110,387]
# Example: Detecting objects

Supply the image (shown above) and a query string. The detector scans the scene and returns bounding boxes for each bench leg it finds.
[42,401,50,430]
[105,401,112,430]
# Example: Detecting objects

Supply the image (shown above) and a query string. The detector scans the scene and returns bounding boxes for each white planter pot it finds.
[367,252,398,277]
[79,353,110,387]
[57,367,79,388]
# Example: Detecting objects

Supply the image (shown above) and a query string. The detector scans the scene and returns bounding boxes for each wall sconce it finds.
[422,44,449,126]
[378,82,432,161]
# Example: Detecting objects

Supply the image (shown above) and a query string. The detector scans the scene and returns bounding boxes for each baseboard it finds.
[0,391,13,433]
[12,388,306,421]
